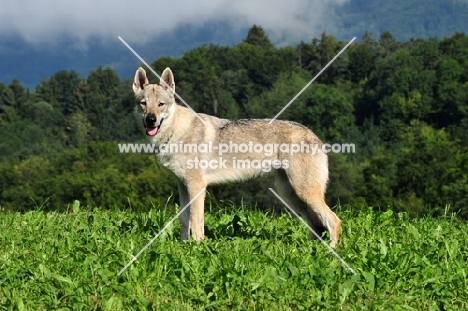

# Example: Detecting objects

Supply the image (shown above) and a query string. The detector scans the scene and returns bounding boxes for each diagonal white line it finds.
[268,188,357,275]
[117,188,206,277]
[269,37,356,124]
[118,36,207,124]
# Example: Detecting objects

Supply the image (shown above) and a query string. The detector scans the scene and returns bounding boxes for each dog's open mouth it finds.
[146,127,159,136]
[145,118,164,136]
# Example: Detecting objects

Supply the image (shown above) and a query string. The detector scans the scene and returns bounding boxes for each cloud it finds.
[0,0,349,46]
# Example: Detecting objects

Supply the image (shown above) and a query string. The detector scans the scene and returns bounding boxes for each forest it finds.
[1,26,468,219]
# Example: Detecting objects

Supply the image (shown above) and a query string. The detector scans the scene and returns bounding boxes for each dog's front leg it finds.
[187,181,207,242]
[178,183,191,241]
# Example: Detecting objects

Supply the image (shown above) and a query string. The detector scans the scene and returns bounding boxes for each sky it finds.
[0,0,349,48]
[2,0,467,87]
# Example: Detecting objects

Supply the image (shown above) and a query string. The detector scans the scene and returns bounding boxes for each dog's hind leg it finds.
[274,170,327,240]
[178,183,191,241]
[294,183,341,248]
[285,156,342,248]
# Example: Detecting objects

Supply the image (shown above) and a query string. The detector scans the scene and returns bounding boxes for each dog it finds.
[132,67,342,248]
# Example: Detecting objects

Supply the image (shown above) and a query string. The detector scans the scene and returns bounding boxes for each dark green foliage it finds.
[1,26,468,219]
[243,25,274,50]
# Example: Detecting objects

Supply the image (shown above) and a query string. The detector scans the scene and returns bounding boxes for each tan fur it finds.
[133,67,342,248]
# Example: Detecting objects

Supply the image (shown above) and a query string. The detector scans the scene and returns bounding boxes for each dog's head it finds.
[133,67,175,136]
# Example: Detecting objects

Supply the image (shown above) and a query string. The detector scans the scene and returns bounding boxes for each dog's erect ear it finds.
[160,67,175,94]
[133,67,149,94]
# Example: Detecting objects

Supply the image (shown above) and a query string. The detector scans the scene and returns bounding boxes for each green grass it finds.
[1,204,467,310]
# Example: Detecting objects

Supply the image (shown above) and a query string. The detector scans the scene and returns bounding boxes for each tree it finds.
[243,25,274,50]
[378,31,400,57]
[34,77,57,106]
[85,66,121,139]
[348,33,378,84]
[245,69,354,141]
[0,87,17,122]
[68,112,92,148]
[394,121,466,216]
[69,80,89,115]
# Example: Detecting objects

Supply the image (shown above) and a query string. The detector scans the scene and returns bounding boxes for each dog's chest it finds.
[155,153,186,177]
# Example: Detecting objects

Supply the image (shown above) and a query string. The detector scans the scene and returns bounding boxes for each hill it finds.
[1,0,468,87]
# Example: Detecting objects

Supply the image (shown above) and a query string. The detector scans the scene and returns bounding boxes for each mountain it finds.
[0,22,248,89]
[336,0,468,41]
[1,0,468,89]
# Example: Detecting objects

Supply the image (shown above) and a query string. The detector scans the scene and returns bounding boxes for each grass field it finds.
[1,203,467,310]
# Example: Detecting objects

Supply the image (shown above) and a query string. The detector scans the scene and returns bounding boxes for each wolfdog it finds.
[133,67,342,248]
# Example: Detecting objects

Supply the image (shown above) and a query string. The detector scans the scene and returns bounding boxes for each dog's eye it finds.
[140,101,146,106]
[159,102,165,107]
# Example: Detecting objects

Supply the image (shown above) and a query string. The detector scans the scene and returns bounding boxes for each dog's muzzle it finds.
[142,113,164,136]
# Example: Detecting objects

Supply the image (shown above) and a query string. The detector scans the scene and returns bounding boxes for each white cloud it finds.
[0,0,349,45]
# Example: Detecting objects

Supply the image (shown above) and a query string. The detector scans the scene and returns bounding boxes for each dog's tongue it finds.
[146,127,158,136]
